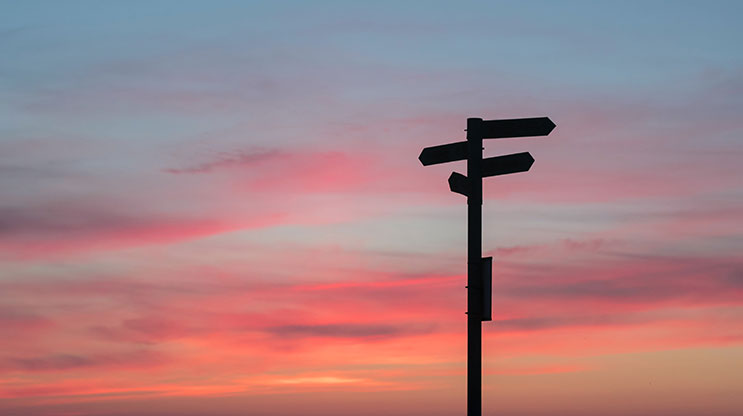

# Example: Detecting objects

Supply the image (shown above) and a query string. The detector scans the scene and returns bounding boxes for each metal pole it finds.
[466,118,483,416]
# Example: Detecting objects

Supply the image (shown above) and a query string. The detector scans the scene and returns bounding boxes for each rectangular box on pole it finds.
[482,257,492,322]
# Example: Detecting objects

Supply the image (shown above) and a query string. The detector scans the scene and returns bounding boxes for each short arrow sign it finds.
[448,172,469,197]
[482,152,534,177]
[479,117,555,139]
[419,141,468,166]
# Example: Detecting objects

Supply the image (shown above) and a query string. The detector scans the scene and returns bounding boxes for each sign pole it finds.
[466,117,483,416]
[418,115,555,416]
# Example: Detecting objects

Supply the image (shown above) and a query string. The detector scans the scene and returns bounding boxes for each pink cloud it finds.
[0,253,739,407]
[1,350,168,373]
[0,208,286,260]
[164,148,284,175]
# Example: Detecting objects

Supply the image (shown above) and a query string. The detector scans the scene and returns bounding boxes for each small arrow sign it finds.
[419,141,468,166]
[448,172,469,197]
[482,152,534,177]
[479,117,555,139]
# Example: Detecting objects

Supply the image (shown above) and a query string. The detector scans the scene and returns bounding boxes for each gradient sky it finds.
[1,1,742,415]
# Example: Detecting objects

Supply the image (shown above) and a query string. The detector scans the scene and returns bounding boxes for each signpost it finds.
[418,116,555,416]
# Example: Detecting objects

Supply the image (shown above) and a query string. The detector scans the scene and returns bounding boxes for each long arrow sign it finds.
[418,117,554,167]
[482,151,534,177]
[419,141,467,166]
[478,117,555,139]
[447,152,534,197]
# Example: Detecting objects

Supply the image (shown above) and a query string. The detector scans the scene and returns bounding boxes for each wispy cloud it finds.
[266,323,437,339]
[164,148,283,174]
[1,350,168,372]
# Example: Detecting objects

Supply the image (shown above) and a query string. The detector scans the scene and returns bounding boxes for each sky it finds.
[1,1,742,415]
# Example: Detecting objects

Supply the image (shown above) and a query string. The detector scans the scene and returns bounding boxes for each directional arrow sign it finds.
[482,152,534,177]
[448,172,469,197]
[479,117,555,139]
[419,141,468,166]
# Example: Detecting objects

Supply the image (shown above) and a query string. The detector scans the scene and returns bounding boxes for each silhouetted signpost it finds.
[418,116,555,416]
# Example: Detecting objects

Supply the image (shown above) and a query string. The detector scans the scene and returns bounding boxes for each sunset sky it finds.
[1,1,742,415]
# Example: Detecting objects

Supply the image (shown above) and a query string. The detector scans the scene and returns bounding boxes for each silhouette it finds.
[418,116,556,416]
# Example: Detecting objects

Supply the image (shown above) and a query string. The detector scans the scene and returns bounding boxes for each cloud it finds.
[164,148,284,174]
[1,245,741,405]
[562,238,608,251]
[88,317,199,345]
[499,255,743,308]
[167,146,381,194]
[0,307,51,332]
[0,201,285,259]
[492,313,656,332]
[485,238,615,258]
[265,323,436,339]
[1,350,167,372]
[273,376,366,385]
[0,205,166,237]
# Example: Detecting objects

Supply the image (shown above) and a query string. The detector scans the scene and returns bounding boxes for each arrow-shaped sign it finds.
[448,172,469,197]
[446,152,534,197]
[478,117,555,139]
[482,152,534,177]
[419,141,467,166]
